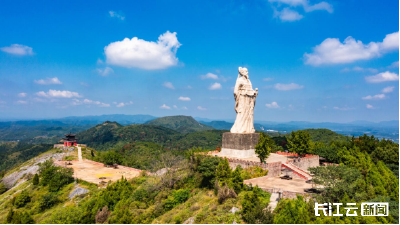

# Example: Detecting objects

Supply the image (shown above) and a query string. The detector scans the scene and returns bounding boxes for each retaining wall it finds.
[287,155,319,172]
[225,157,282,177]
[259,187,310,200]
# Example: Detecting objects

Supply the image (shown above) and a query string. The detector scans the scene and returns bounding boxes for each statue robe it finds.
[230,75,257,133]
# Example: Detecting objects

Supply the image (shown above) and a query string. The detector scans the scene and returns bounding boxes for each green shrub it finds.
[101,151,123,165]
[163,189,190,210]
[14,190,31,208]
[197,156,221,188]
[44,206,83,224]
[39,159,74,192]
[0,182,7,194]
[39,193,59,211]
[132,188,149,202]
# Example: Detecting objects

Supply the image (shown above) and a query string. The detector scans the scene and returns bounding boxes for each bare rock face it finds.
[183,217,195,224]
[69,186,89,199]
[230,206,240,214]
[230,67,258,134]
[1,152,65,189]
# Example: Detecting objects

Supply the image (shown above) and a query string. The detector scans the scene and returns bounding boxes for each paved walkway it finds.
[244,176,312,193]
[77,146,83,161]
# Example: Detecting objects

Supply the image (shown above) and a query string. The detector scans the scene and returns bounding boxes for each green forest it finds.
[0,120,398,224]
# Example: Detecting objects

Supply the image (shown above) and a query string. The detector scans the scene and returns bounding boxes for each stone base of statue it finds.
[218,132,260,158]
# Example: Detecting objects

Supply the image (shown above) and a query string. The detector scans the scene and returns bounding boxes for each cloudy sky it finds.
[0,0,398,122]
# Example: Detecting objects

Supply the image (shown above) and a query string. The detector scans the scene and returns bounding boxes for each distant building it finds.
[63,133,77,146]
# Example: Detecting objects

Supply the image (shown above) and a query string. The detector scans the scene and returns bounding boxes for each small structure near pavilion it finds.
[63,133,78,146]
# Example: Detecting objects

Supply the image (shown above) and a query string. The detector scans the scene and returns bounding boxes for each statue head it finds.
[238,67,248,79]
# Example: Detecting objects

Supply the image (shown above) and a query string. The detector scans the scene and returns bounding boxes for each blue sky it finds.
[0,0,398,122]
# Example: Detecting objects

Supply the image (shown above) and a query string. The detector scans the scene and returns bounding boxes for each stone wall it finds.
[221,132,260,150]
[225,157,282,177]
[259,187,310,200]
[288,155,319,172]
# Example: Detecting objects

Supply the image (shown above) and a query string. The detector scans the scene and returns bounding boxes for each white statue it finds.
[230,67,258,133]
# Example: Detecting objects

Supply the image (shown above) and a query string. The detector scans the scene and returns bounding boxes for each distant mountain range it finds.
[0,114,398,143]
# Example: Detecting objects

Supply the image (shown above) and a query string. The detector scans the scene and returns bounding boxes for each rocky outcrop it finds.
[1,152,65,189]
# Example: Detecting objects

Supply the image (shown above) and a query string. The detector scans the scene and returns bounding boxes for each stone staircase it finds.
[282,163,312,180]
[269,192,280,211]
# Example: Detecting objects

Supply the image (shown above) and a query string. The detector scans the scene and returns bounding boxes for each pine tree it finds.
[215,159,232,186]
[6,208,13,223]
[286,130,314,155]
[231,166,243,194]
[255,132,275,162]
[32,174,39,185]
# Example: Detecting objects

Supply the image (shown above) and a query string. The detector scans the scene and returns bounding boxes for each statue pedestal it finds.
[219,132,260,158]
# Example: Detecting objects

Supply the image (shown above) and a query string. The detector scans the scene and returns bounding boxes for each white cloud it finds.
[1,44,34,56]
[274,83,304,91]
[333,106,354,111]
[178,96,191,101]
[18,93,27,97]
[73,98,110,107]
[34,77,62,85]
[362,94,385,100]
[109,11,125,20]
[304,32,399,66]
[341,66,378,73]
[97,67,114,76]
[380,32,399,51]
[15,100,27,104]
[382,86,395,93]
[186,85,193,89]
[263,78,274,81]
[173,105,178,109]
[104,31,181,70]
[366,104,375,109]
[115,101,133,107]
[197,106,207,111]
[274,7,303,21]
[97,59,104,64]
[269,0,332,22]
[201,73,218,80]
[365,71,399,83]
[182,106,188,110]
[0,100,6,104]
[36,90,82,98]
[160,104,171,109]
[389,61,399,68]
[80,82,89,87]
[163,82,175,89]
[209,82,222,90]
[266,101,280,108]
[269,0,333,12]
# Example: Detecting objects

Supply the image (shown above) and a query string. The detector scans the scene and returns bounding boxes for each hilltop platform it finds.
[54,160,141,184]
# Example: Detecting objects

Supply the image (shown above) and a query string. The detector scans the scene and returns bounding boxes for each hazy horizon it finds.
[0,113,398,124]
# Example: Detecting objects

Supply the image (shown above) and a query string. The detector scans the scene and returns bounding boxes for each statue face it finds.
[239,67,249,78]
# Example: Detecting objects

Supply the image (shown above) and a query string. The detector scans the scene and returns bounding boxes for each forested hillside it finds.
[146,116,213,133]
[303,128,351,144]
[77,121,224,151]
[0,142,53,176]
